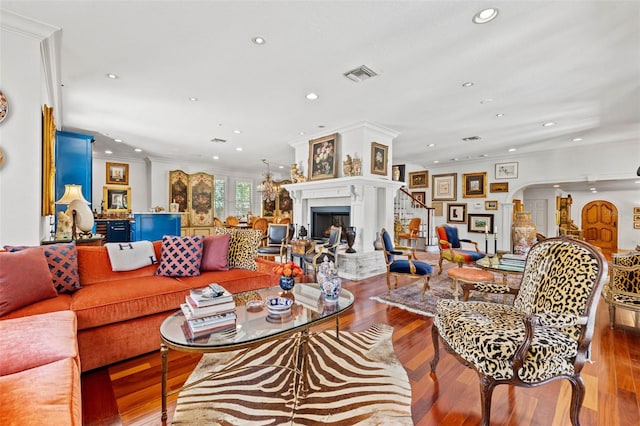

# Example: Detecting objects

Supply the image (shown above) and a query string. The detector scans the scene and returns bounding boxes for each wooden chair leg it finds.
[386,273,392,295]
[608,304,615,329]
[438,258,444,275]
[421,276,430,300]
[479,374,497,426]
[430,324,440,373]
[569,375,586,426]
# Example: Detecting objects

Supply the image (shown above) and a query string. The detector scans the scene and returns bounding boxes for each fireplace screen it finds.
[310,206,350,241]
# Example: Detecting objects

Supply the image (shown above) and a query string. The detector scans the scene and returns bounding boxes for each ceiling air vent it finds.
[344,65,378,82]
[210,138,227,143]
[462,136,482,141]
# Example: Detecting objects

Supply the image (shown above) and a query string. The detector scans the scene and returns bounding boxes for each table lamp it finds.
[55,184,94,240]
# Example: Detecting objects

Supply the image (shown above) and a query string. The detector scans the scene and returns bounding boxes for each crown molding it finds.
[0,9,59,40]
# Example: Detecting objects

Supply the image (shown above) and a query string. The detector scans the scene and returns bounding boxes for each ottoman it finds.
[447,267,494,301]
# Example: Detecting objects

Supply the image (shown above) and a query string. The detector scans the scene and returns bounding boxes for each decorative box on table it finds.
[291,239,312,254]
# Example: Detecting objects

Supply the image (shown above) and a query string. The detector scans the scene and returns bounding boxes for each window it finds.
[235,181,252,216]
[214,179,225,219]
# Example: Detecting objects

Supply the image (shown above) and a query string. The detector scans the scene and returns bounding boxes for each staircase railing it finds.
[394,188,435,249]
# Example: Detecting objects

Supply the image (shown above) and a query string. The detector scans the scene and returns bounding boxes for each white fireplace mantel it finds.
[283,177,402,280]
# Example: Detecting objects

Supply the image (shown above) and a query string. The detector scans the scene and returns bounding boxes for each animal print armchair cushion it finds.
[434,238,604,382]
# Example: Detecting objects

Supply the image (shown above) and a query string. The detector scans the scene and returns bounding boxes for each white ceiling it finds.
[3,1,640,189]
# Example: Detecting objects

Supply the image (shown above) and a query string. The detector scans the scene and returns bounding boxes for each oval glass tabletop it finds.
[160,283,354,351]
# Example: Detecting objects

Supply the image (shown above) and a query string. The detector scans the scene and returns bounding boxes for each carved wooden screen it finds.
[188,172,214,227]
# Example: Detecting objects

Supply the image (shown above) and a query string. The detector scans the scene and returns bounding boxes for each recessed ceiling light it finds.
[591,190,598,194]
[480,154,489,157]
[553,184,560,188]
[306,93,319,100]
[496,113,504,117]
[252,36,266,45]
[299,131,305,135]
[542,122,556,127]
[452,158,459,161]
[572,137,583,142]
[462,82,474,87]
[105,150,113,154]
[433,160,440,164]
[236,147,243,152]
[189,97,198,102]
[427,143,436,147]
[212,155,219,160]
[233,130,241,134]
[114,138,123,143]
[106,73,119,79]
[589,187,596,191]
[278,165,284,169]
[473,8,499,24]
[508,148,517,152]
[480,98,493,104]
[134,148,142,152]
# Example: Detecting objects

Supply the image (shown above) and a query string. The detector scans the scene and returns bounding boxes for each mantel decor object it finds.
[345,226,357,253]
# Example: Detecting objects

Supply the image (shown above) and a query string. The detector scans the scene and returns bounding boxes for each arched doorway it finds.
[582,200,618,256]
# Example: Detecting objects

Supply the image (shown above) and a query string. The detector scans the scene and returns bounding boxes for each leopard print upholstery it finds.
[602,251,640,327]
[434,238,606,383]
[212,227,262,270]
[468,282,512,294]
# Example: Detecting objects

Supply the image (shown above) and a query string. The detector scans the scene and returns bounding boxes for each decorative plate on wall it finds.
[0,91,8,124]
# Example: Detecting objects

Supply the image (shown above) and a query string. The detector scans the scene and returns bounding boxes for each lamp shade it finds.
[55,184,90,205]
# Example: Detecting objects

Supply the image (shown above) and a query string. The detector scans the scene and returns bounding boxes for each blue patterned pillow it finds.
[155,236,203,277]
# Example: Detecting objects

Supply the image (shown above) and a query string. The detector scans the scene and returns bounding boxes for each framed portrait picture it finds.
[485,200,498,210]
[412,191,426,207]
[495,162,519,179]
[106,162,129,185]
[308,133,338,181]
[634,222,640,230]
[409,170,429,188]
[463,172,487,198]
[371,142,388,175]
[634,207,640,215]
[392,164,405,182]
[490,182,509,193]
[103,185,131,212]
[468,214,494,233]
[447,203,467,224]
[432,173,457,201]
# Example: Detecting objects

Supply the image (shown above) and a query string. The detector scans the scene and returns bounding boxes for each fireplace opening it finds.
[310,206,350,242]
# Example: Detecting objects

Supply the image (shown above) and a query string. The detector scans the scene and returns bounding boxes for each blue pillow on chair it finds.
[444,225,461,249]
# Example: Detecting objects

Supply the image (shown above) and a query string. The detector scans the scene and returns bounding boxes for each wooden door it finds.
[582,200,617,252]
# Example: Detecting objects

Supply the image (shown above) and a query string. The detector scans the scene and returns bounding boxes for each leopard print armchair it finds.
[602,251,640,328]
[431,237,607,426]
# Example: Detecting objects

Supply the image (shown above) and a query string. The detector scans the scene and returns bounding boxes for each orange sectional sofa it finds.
[1,241,279,372]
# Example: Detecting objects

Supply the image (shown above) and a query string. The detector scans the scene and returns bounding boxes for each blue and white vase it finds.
[321,276,342,302]
[279,276,295,292]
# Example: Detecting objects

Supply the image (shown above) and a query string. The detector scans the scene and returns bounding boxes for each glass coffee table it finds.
[159,283,354,422]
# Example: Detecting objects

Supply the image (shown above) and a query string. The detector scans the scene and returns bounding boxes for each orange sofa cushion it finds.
[70,275,186,330]
[76,241,162,285]
[0,311,78,376]
[0,358,81,426]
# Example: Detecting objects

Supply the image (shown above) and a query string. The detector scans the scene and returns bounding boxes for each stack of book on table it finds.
[181,283,236,338]
[499,254,527,271]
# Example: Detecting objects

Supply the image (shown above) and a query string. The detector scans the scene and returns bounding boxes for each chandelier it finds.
[259,159,279,202]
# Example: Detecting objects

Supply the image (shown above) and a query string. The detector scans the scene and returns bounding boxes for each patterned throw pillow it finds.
[4,242,80,293]
[156,235,204,277]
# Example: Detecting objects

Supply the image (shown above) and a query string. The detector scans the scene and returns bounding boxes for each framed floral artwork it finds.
[447,203,467,224]
[463,172,487,198]
[371,142,388,175]
[308,133,338,181]
[409,170,429,188]
[432,173,456,201]
[106,162,129,185]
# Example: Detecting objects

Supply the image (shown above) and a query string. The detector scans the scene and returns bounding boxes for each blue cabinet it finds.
[55,130,93,217]
[132,213,181,242]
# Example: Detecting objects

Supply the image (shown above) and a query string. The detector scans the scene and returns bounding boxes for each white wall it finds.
[423,139,639,251]
[0,13,59,245]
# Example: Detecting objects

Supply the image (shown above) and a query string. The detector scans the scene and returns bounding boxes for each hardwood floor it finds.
[83,268,640,425]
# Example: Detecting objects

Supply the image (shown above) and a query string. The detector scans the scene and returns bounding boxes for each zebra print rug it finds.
[171,324,412,425]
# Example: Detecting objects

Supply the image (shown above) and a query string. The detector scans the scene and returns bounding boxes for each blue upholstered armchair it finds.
[380,228,432,298]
